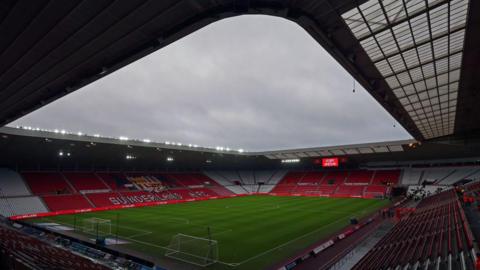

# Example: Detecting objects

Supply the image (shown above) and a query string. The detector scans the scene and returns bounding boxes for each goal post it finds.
[165,233,219,267]
[82,217,112,238]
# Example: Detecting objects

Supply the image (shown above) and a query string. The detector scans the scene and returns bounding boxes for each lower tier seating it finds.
[42,195,92,211]
[336,185,365,196]
[0,196,48,217]
[353,190,476,270]
[0,225,108,270]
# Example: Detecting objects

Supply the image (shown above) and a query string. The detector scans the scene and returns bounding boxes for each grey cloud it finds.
[11,15,412,151]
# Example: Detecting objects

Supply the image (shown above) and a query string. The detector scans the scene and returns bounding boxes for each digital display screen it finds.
[322,158,339,167]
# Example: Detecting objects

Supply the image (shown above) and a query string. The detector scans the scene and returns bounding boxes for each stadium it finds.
[0,0,480,270]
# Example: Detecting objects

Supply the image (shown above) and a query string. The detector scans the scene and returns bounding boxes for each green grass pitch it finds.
[28,195,389,269]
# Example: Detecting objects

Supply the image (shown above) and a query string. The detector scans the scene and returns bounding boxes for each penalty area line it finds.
[120,235,238,267]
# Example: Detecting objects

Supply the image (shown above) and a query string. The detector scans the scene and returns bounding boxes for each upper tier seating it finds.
[253,170,276,184]
[345,170,373,184]
[42,194,92,211]
[299,172,325,184]
[22,172,74,195]
[269,172,306,194]
[238,171,255,185]
[204,171,237,186]
[264,170,288,185]
[353,190,476,270]
[0,225,108,270]
[371,169,400,185]
[96,173,132,191]
[0,168,31,196]
[161,173,233,195]
[204,170,287,193]
[323,171,347,185]
[63,172,108,191]
[281,172,306,185]
[0,196,48,217]
[400,168,423,185]
[163,173,207,186]
[401,167,480,186]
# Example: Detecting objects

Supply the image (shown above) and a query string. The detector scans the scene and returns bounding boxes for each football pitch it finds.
[28,195,389,269]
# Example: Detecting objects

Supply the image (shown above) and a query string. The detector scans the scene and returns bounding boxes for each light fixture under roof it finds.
[341,0,469,139]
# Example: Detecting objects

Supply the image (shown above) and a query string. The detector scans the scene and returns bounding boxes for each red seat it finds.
[63,173,108,191]
[23,172,74,195]
[42,195,92,211]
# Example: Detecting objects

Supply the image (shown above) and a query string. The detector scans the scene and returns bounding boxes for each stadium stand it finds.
[22,172,74,195]
[62,172,109,192]
[364,185,389,198]
[86,192,124,207]
[353,190,476,270]
[0,197,48,217]
[371,170,400,185]
[0,224,108,270]
[0,170,49,217]
[2,168,477,217]
[42,194,92,211]
[204,170,287,194]
[95,173,133,191]
[401,167,480,186]
[0,169,31,196]
[270,170,399,197]
[335,185,365,197]
[345,170,373,184]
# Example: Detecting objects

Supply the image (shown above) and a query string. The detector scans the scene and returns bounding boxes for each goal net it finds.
[82,218,112,237]
[165,233,219,267]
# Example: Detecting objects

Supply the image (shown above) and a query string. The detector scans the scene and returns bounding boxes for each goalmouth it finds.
[165,233,219,267]
[82,217,112,238]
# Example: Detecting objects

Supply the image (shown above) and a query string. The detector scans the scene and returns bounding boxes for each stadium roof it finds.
[0,0,478,143]
[1,126,480,170]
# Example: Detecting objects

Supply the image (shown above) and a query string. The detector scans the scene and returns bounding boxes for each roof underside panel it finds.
[0,0,478,143]
[341,0,470,139]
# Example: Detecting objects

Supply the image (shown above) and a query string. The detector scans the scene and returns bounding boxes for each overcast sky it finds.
[11,15,412,151]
